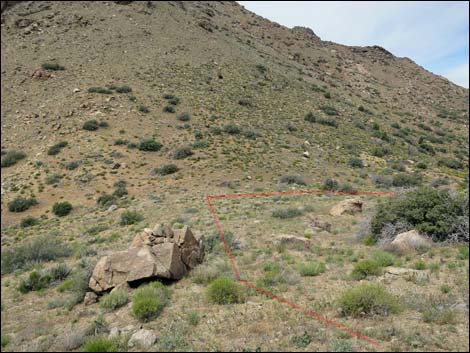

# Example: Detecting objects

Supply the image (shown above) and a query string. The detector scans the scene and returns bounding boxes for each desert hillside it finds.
[1,1,469,352]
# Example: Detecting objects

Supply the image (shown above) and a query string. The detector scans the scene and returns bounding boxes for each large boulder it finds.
[329,198,363,216]
[390,230,432,252]
[89,224,204,293]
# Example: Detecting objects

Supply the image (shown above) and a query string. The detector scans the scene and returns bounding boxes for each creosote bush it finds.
[172,146,193,160]
[42,63,65,71]
[350,259,381,280]
[177,112,190,121]
[52,201,73,217]
[88,87,112,94]
[1,150,26,168]
[47,141,68,156]
[132,282,169,322]
[138,139,163,152]
[304,112,316,123]
[206,277,245,304]
[371,187,467,242]
[280,174,306,185]
[8,196,38,212]
[120,210,143,225]
[156,164,179,175]
[21,216,39,228]
[83,120,100,131]
[338,283,401,317]
[1,235,72,274]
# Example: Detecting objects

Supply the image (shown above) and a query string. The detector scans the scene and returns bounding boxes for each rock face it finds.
[89,224,204,293]
[329,198,363,216]
[390,230,432,252]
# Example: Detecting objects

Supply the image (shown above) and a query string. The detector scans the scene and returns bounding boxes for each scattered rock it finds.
[83,292,98,305]
[390,230,432,252]
[307,216,331,232]
[89,224,204,293]
[329,198,363,216]
[128,329,158,349]
[385,266,429,282]
[109,327,120,339]
[277,234,310,249]
[107,204,118,212]
[303,151,310,158]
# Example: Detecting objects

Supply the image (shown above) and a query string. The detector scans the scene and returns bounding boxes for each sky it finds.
[238,1,469,88]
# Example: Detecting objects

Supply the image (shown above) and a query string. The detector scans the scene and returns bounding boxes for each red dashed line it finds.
[206,188,395,347]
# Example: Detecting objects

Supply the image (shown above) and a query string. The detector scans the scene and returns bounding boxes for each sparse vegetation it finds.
[206,277,245,304]
[172,146,193,159]
[47,141,68,156]
[52,201,73,217]
[155,164,179,175]
[1,150,26,168]
[280,174,306,185]
[8,196,38,212]
[120,210,143,225]
[132,282,169,321]
[338,283,401,317]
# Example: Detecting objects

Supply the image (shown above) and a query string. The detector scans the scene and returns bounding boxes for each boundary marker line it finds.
[206,189,395,347]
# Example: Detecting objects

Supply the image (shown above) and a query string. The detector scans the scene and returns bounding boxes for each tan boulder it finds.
[277,234,310,249]
[329,198,363,216]
[89,224,204,293]
[390,230,432,252]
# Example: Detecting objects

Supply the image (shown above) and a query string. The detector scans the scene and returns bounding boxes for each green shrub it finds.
[338,283,401,317]
[1,236,71,274]
[97,194,117,208]
[21,216,39,228]
[137,105,149,113]
[172,146,193,159]
[209,126,222,135]
[291,331,312,348]
[422,305,456,325]
[42,63,65,71]
[18,264,70,293]
[83,120,99,131]
[416,162,427,170]
[46,173,62,185]
[114,85,132,93]
[177,112,190,121]
[120,210,143,225]
[371,146,391,157]
[371,250,395,267]
[298,261,326,276]
[272,207,303,219]
[156,164,179,175]
[65,160,80,170]
[317,117,338,127]
[241,128,260,140]
[98,121,109,128]
[323,91,331,99]
[238,98,252,107]
[163,105,175,113]
[88,87,112,94]
[192,139,210,149]
[206,277,245,304]
[320,105,338,116]
[458,246,469,260]
[1,334,10,348]
[100,289,129,311]
[391,173,422,188]
[321,178,339,191]
[47,141,68,156]
[52,202,73,217]
[280,174,306,185]
[350,259,381,280]
[223,124,241,135]
[114,138,129,146]
[256,63,267,73]
[414,259,426,270]
[82,337,119,352]
[370,187,466,242]
[348,158,364,168]
[8,196,38,212]
[304,112,316,123]
[438,158,464,170]
[1,150,26,168]
[163,94,180,105]
[138,139,162,152]
[132,282,169,321]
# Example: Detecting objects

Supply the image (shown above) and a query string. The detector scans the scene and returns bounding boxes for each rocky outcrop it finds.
[89,224,204,293]
[128,329,158,349]
[390,230,432,252]
[329,198,363,216]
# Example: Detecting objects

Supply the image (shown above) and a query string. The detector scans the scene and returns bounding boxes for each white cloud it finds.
[238,1,469,88]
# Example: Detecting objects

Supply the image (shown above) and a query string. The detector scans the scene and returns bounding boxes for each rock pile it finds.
[89,224,204,293]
